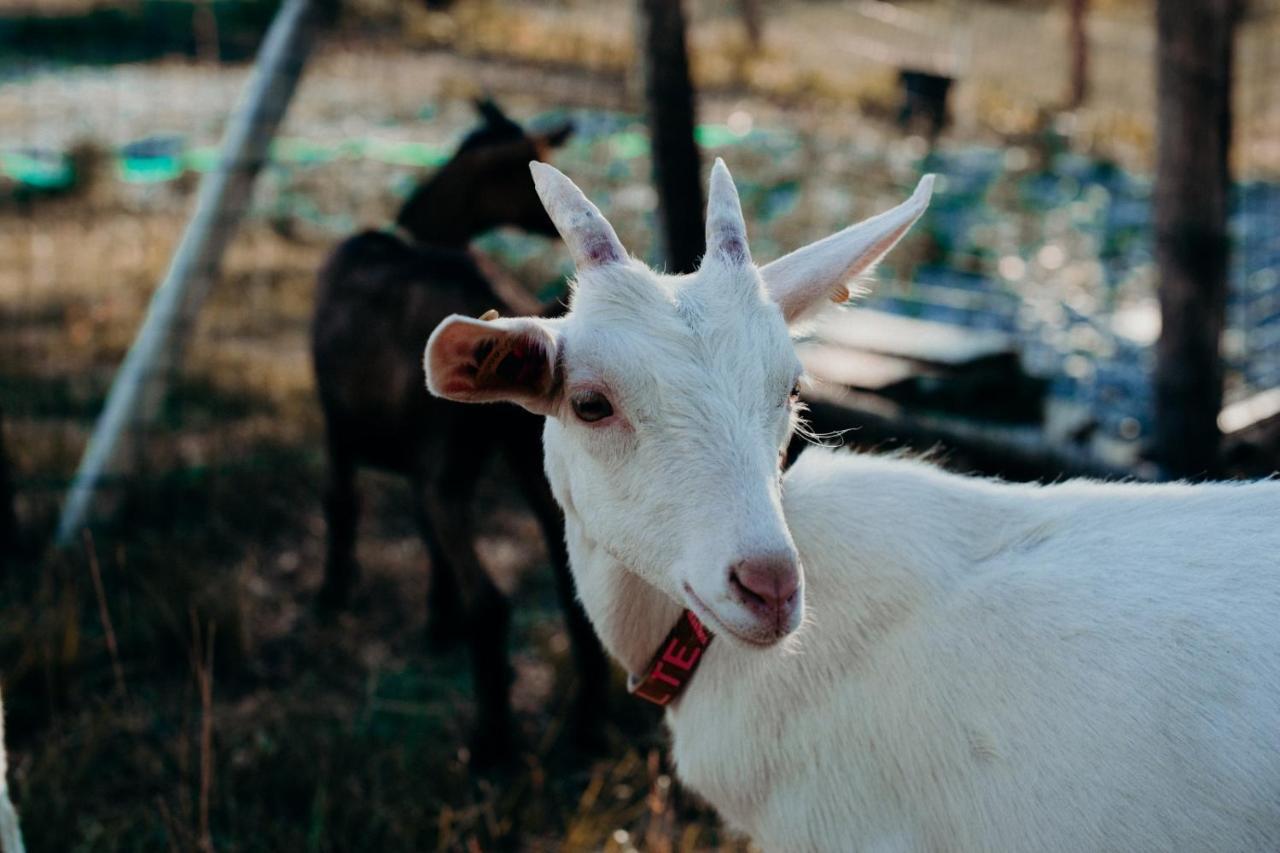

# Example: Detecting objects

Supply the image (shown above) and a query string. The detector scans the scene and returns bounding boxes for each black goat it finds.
[311,101,608,763]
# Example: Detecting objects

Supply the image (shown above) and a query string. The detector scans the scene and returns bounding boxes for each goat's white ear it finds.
[705,158,751,266]
[529,161,627,271]
[761,175,934,324]
[425,314,561,415]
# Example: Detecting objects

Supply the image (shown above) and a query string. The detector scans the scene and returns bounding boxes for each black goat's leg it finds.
[421,453,514,766]
[504,433,611,748]
[0,405,16,578]
[318,427,360,610]
[411,477,465,649]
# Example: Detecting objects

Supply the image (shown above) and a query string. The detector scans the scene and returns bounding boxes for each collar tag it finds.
[627,609,714,706]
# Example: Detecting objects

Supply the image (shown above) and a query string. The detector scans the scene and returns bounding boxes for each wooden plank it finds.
[1219,387,1280,435]
[797,342,930,391]
[808,307,1015,367]
[795,383,1144,483]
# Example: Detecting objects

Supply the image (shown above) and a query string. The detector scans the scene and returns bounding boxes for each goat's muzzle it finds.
[727,552,802,639]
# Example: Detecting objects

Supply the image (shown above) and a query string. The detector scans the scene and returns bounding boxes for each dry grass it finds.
[0,195,752,848]
[0,106,756,849]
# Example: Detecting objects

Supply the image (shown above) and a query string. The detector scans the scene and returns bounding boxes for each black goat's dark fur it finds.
[311,102,606,764]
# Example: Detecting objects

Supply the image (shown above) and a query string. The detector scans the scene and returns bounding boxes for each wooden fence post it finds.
[1066,0,1089,107]
[637,0,704,274]
[56,0,327,544]
[1153,0,1238,478]
[0,409,15,577]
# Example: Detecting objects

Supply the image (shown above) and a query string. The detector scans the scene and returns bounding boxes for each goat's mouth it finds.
[682,582,788,648]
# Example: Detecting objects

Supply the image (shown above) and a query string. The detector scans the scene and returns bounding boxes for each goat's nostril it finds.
[730,568,769,608]
[729,556,800,615]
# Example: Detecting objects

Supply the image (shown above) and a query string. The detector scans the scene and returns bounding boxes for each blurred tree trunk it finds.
[637,0,704,274]
[1153,0,1238,479]
[0,408,15,576]
[1066,0,1088,107]
[194,0,221,62]
[739,0,763,48]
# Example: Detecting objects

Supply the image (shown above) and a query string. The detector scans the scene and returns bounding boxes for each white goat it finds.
[425,160,1280,852]
[0,689,24,853]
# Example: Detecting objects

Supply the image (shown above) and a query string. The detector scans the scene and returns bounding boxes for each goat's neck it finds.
[768,451,1056,670]
[395,172,483,249]
[561,515,686,678]
[564,451,1047,692]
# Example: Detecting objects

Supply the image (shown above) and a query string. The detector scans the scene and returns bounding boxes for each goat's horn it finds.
[479,308,500,321]
[529,162,626,270]
[705,158,751,266]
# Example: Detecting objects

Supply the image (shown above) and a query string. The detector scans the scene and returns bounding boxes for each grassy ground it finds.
[0,202,745,849]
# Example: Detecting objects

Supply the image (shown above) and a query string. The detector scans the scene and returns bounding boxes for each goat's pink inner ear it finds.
[470,335,549,393]
[427,317,559,412]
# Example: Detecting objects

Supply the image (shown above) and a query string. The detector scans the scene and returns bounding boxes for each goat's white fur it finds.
[0,689,25,853]
[425,160,1280,851]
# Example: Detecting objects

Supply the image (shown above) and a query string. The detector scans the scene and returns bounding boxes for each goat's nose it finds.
[729,553,801,628]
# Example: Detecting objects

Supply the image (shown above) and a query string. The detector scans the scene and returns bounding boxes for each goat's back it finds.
[312,231,540,469]
[672,449,1280,852]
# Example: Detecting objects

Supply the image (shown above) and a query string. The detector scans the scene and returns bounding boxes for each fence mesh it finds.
[4,1,1278,518]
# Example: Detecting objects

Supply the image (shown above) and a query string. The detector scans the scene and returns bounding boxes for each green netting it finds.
[694,123,746,149]
[1,150,74,190]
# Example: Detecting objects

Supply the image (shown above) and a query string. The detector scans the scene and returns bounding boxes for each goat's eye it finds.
[788,379,802,404]
[571,390,614,423]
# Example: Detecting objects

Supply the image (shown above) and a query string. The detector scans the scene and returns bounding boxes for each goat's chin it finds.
[722,622,789,648]
[681,583,798,649]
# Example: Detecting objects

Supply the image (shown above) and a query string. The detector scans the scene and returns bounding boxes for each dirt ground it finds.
[2,1,1278,850]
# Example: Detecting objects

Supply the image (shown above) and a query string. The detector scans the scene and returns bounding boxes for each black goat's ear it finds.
[474,97,511,126]
[543,121,574,148]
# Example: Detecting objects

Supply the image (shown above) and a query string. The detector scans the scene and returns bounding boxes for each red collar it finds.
[627,609,714,706]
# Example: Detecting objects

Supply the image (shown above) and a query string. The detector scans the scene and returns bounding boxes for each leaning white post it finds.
[56,0,326,544]
[0,689,23,853]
